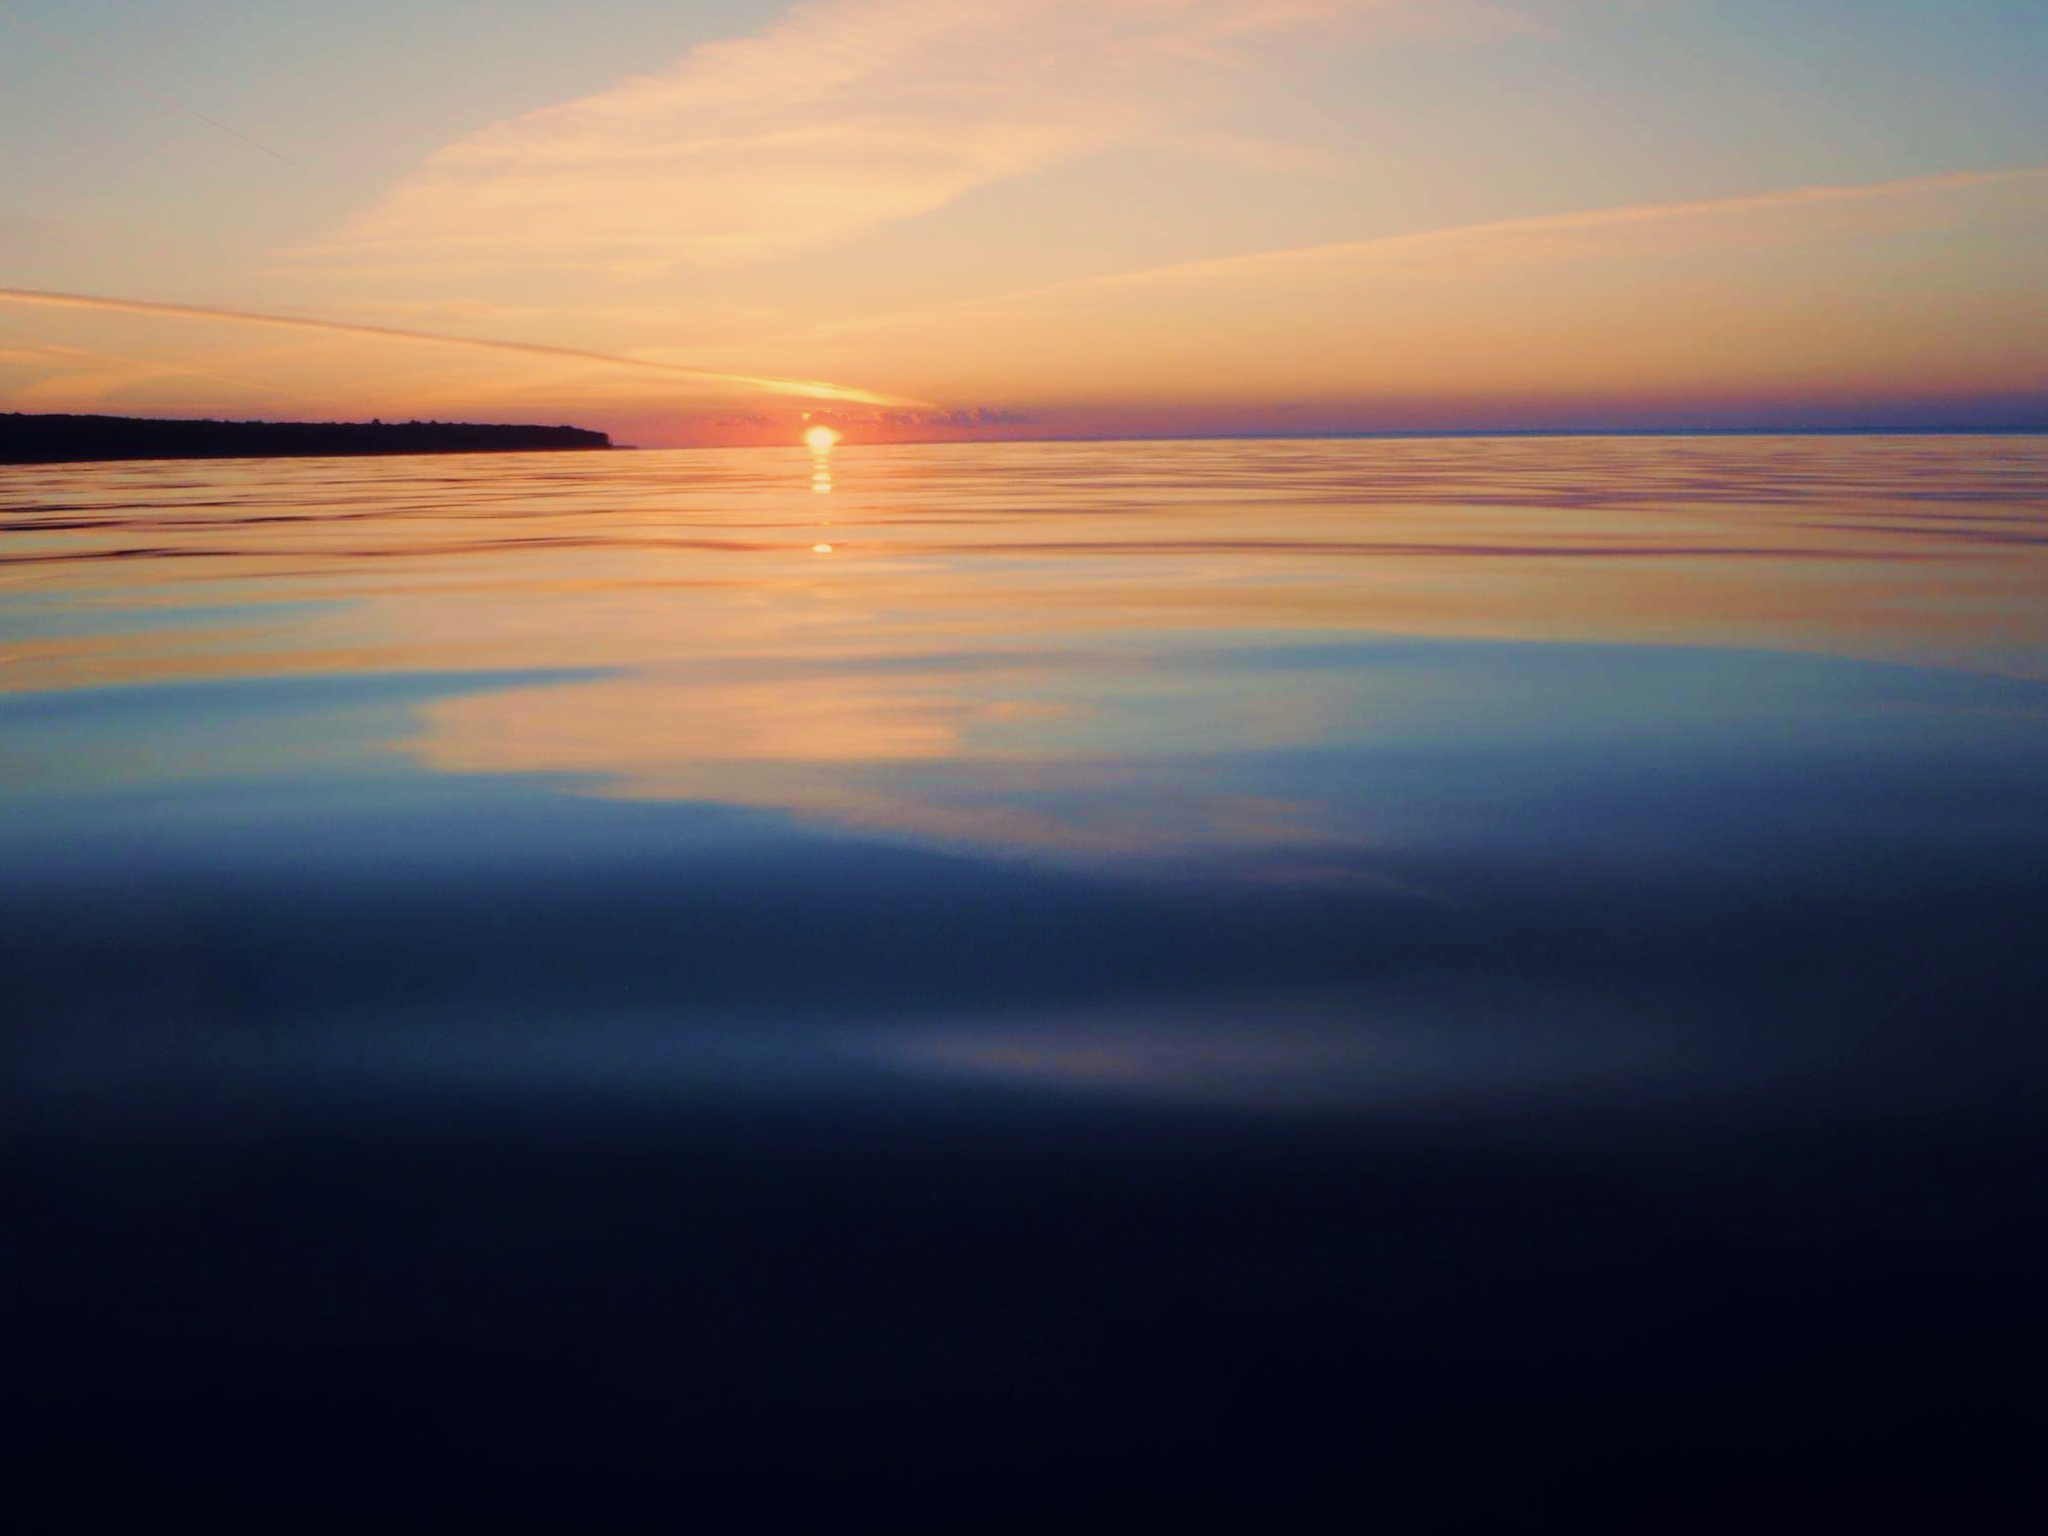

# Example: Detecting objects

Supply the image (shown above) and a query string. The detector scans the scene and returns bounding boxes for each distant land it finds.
[0,413,612,465]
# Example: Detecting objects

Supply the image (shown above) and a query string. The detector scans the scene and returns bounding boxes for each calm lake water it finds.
[5,436,2046,1529]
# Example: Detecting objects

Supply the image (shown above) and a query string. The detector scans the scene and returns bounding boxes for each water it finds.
[5,436,2046,1528]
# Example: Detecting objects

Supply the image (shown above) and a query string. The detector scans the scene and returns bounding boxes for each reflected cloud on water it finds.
[5,434,2048,1112]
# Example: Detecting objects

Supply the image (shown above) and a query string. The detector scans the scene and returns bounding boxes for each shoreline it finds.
[1,411,613,467]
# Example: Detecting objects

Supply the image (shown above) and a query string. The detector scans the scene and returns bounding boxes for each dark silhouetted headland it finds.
[0,412,611,464]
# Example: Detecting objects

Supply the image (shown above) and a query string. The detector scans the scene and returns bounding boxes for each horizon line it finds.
[7,409,2045,459]
[662,423,2048,449]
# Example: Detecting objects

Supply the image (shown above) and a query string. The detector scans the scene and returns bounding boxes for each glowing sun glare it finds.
[804,426,843,451]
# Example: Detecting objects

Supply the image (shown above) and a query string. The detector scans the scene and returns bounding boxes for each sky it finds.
[1,0,2044,444]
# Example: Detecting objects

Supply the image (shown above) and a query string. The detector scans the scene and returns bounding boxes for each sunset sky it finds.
[2,0,2043,444]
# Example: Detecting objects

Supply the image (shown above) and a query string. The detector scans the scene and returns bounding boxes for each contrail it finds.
[16,10,301,167]
[127,90,302,169]
[0,287,935,408]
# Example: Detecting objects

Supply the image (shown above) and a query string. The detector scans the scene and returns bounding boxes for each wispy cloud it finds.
[1048,165,2048,292]
[0,286,930,407]
[298,0,1435,275]
[798,163,2048,341]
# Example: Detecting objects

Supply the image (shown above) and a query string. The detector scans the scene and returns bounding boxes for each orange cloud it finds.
[298,0,1436,276]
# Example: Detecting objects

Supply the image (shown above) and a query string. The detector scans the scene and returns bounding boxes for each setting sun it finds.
[804,426,842,451]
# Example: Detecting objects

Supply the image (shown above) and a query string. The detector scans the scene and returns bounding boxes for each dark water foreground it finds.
[4,437,2046,1529]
